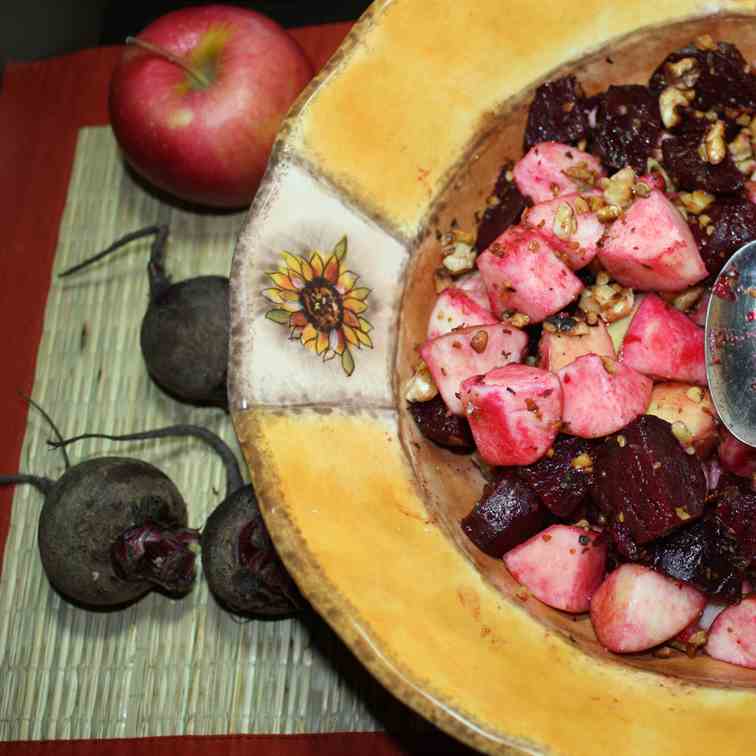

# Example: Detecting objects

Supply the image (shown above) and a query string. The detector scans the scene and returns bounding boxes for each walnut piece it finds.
[678,190,715,215]
[699,120,727,165]
[405,361,438,402]
[579,277,635,323]
[553,202,577,240]
[659,86,690,128]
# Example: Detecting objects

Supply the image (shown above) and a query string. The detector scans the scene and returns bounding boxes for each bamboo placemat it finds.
[0,127,426,742]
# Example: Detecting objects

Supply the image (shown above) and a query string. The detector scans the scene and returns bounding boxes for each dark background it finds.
[1,0,370,62]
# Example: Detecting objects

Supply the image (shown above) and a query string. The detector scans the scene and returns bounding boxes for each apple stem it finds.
[126,36,211,89]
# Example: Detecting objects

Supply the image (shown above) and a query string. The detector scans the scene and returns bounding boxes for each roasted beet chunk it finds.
[461,471,544,557]
[408,395,474,451]
[523,75,590,151]
[517,436,596,519]
[689,195,756,277]
[714,483,756,564]
[592,416,706,545]
[648,515,746,600]
[661,118,744,194]
[592,85,663,173]
[475,168,527,252]
[649,41,756,113]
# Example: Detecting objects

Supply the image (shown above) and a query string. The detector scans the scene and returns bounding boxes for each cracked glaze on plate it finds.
[230,2,756,753]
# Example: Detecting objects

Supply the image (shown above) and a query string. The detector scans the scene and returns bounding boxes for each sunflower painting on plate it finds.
[263,236,374,376]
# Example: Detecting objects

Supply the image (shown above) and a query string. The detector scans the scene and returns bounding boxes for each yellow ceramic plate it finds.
[229,2,756,753]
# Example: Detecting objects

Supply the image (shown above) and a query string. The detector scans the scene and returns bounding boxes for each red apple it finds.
[109,5,313,208]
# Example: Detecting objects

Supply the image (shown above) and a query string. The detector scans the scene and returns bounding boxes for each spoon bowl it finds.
[705,239,756,447]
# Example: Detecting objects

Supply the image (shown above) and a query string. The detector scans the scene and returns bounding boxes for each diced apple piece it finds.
[513,142,604,204]
[523,193,604,270]
[558,354,652,438]
[538,319,615,373]
[718,429,756,478]
[646,383,718,456]
[427,287,497,339]
[606,294,644,352]
[620,293,706,385]
[455,271,490,311]
[477,226,583,323]
[420,324,528,415]
[590,564,706,653]
[705,596,756,669]
[599,189,707,291]
[504,525,607,613]
[461,365,562,466]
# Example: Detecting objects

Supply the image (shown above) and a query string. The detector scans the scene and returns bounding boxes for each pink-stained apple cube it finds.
[455,271,490,311]
[461,365,562,466]
[590,564,706,653]
[620,294,706,385]
[513,142,605,204]
[477,226,583,323]
[558,354,652,438]
[718,429,756,478]
[523,193,604,270]
[538,319,616,373]
[420,324,528,415]
[427,287,497,339]
[504,525,607,613]
[646,382,718,456]
[599,189,707,291]
[705,596,756,669]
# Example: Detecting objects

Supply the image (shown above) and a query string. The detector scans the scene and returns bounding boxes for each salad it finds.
[407,34,756,667]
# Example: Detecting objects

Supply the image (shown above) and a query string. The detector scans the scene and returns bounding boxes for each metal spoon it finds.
[705,239,756,447]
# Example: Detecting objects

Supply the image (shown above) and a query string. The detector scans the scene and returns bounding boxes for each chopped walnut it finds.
[587,194,607,213]
[686,386,705,403]
[404,361,438,402]
[678,190,715,215]
[665,57,700,89]
[442,241,476,275]
[729,129,755,174]
[699,120,727,165]
[671,420,694,448]
[597,205,622,223]
[602,166,637,211]
[570,452,594,471]
[553,202,577,239]
[505,312,530,329]
[670,285,704,313]
[562,161,600,189]
[579,278,635,323]
[694,34,716,51]
[573,195,590,214]
[659,86,690,129]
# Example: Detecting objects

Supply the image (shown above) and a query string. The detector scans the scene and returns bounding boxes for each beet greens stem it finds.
[49,425,244,498]
[0,474,54,495]
[58,224,166,279]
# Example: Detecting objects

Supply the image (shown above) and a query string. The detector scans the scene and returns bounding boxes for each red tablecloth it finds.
[0,22,476,756]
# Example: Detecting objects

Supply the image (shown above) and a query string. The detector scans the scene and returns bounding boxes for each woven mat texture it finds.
[0,127,419,742]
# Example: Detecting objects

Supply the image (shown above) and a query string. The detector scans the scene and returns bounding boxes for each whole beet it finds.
[59,225,229,408]
[0,404,198,608]
[55,425,302,619]
[201,486,302,617]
